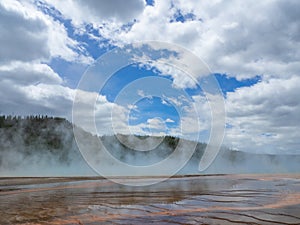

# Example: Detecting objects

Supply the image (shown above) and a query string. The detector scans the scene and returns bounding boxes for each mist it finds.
[0,116,299,177]
[0,116,94,176]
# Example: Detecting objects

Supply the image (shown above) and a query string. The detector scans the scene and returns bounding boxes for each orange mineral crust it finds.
[1,174,300,224]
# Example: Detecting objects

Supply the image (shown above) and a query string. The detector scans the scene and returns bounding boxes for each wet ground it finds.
[0,174,300,224]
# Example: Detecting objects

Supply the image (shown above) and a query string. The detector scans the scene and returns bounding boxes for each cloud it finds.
[0,82,73,116]
[84,0,300,80]
[0,0,299,156]
[178,95,212,138]
[0,0,130,136]
[127,104,138,110]
[126,117,168,136]
[225,76,300,154]
[43,0,145,27]
[137,89,145,97]
[73,96,127,135]
[0,0,92,64]
[0,0,95,119]
[0,1,49,62]
[131,42,211,90]
[0,62,63,85]
[166,118,174,123]
[90,0,299,153]
[162,95,189,107]
[0,0,93,118]
[0,77,129,136]
[128,94,212,139]
[142,57,199,89]
[147,118,166,130]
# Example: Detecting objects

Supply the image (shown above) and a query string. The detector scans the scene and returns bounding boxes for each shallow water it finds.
[0,174,300,224]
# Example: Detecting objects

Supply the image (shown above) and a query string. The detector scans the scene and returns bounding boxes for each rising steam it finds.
[0,116,299,176]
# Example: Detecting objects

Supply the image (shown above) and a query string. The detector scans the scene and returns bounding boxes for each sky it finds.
[0,0,300,154]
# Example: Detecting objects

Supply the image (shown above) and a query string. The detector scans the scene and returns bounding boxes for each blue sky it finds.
[0,0,299,154]
[43,9,262,139]
[38,2,262,100]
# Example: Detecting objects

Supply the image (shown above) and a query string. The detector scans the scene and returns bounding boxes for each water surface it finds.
[0,174,300,224]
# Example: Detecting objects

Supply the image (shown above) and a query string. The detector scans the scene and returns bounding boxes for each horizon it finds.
[0,0,299,161]
[1,2,300,223]
[1,114,299,157]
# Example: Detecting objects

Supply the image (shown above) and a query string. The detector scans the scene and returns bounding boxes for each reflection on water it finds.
[0,174,300,224]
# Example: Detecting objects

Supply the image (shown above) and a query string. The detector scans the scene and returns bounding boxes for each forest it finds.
[0,115,299,175]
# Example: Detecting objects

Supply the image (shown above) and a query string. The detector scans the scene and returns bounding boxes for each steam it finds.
[0,116,93,176]
[0,116,299,177]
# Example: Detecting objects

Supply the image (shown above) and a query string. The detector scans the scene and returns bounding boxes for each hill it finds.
[0,116,299,176]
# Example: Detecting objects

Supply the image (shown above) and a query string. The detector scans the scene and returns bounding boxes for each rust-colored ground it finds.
[1,174,300,224]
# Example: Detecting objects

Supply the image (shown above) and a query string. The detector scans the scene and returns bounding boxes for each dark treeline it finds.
[0,115,207,171]
[0,115,65,127]
[0,116,75,167]
[0,115,299,175]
